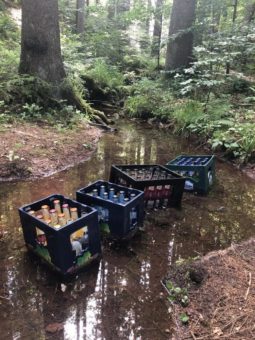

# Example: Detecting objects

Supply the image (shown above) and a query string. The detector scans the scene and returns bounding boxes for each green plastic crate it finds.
[165,155,215,195]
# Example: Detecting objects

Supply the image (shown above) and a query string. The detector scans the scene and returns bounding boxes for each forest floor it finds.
[166,239,255,339]
[0,121,102,181]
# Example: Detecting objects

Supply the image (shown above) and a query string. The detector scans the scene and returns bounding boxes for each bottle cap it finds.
[58,213,65,218]
[28,210,35,215]
[54,224,61,229]
[49,209,56,213]
[53,199,60,204]
[41,205,49,210]
[62,204,69,208]
[36,214,43,220]
[70,207,78,212]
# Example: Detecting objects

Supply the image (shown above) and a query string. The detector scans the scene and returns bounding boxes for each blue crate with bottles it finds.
[76,181,144,240]
[18,194,101,276]
[165,155,215,194]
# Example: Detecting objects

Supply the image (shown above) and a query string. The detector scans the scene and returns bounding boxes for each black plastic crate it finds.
[109,164,185,209]
[165,155,215,195]
[18,194,101,276]
[76,180,144,240]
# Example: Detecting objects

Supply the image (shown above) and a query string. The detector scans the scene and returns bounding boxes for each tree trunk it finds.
[245,2,255,23]
[145,0,152,36]
[232,0,238,23]
[226,0,238,74]
[19,0,65,84]
[211,1,221,34]
[151,0,163,68]
[165,0,196,71]
[76,0,85,34]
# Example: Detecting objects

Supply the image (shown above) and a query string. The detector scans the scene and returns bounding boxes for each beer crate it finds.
[18,194,101,277]
[165,155,215,195]
[76,180,144,240]
[109,164,185,209]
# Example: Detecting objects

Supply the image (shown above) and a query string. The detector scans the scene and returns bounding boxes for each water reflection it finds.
[1,120,255,339]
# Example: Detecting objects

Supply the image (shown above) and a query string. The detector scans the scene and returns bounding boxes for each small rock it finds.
[165,329,171,334]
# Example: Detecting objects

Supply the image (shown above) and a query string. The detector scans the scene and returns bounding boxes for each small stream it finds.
[1,120,255,339]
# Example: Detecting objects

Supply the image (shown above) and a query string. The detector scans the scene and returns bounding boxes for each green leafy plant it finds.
[179,313,189,324]
[165,280,189,307]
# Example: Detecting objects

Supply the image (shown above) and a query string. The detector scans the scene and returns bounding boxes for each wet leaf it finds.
[180,313,189,324]
[45,323,64,333]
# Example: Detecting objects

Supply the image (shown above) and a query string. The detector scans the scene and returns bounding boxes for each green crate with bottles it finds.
[165,155,215,195]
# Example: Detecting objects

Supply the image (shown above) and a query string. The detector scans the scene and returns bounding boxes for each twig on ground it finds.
[244,272,252,301]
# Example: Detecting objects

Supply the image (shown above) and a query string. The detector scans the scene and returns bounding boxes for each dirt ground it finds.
[166,239,255,340]
[0,121,102,181]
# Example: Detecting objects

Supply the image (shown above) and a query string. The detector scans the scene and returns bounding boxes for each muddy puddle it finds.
[1,120,255,339]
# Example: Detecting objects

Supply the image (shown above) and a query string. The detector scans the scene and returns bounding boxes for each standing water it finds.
[1,120,255,339]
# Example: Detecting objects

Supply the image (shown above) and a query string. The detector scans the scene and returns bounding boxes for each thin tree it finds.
[19,0,65,84]
[151,0,164,68]
[226,0,238,74]
[76,0,85,34]
[165,0,197,71]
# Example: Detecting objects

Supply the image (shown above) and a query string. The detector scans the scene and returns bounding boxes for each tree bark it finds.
[19,0,65,84]
[145,0,152,36]
[232,0,238,23]
[165,0,196,71]
[151,0,163,68]
[76,0,85,34]
[226,0,238,74]
[245,2,255,23]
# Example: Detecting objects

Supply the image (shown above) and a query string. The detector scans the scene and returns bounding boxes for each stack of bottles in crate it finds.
[18,154,215,276]
[88,184,138,234]
[19,194,101,276]
[27,200,89,256]
[109,164,185,209]
[76,180,144,240]
[166,155,215,194]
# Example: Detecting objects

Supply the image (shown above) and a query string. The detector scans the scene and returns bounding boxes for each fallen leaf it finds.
[46,323,64,333]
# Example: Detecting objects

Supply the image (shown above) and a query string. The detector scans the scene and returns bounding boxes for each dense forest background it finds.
[0,0,254,163]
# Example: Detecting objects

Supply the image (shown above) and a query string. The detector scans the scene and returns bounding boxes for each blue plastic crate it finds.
[166,155,215,194]
[18,194,101,276]
[76,180,144,240]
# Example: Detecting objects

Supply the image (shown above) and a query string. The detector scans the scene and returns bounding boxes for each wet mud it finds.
[1,120,255,339]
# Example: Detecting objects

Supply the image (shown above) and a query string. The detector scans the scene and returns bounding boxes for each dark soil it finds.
[0,121,102,181]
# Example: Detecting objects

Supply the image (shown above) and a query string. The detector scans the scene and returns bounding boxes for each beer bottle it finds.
[53,199,61,214]
[35,214,47,246]
[41,205,50,221]
[58,213,66,227]
[130,193,136,200]
[70,207,78,221]
[92,189,98,197]
[130,207,137,228]
[49,209,58,226]
[119,191,125,204]
[109,188,115,201]
[99,185,105,198]
[62,203,71,222]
